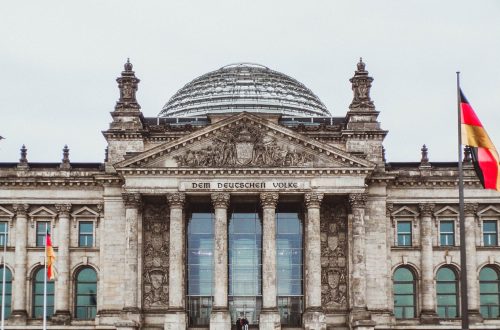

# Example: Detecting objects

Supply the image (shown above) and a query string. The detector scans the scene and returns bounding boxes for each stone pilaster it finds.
[210,192,231,330]
[165,193,187,329]
[418,203,438,323]
[259,192,281,330]
[11,204,29,324]
[348,194,372,326]
[53,204,72,325]
[303,192,326,330]
[464,203,483,323]
[122,193,141,319]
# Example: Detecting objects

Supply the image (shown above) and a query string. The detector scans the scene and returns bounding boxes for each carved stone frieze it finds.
[418,203,435,217]
[211,192,230,209]
[260,192,279,208]
[167,193,186,208]
[320,202,348,311]
[123,193,142,208]
[305,193,324,208]
[13,204,29,216]
[464,203,478,216]
[348,193,367,209]
[142,202,169,309]
[55,204,72,217]
[174,121,314,167]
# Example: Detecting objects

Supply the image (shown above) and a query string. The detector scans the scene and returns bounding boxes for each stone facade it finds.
[0,60,499,330]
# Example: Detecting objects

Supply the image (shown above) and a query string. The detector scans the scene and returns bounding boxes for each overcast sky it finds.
[1,1,499,163]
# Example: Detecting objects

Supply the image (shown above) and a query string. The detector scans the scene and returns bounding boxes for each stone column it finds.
[210,193,231,330]
[53,204,72,324]
[348,194,371,324]
[165,193,187,330]
[303,192,326,330]
[418,203,438,323]
[11,204,29,324]
[259,192,281,330]
[464,203,483,323]
[122,193,141,314]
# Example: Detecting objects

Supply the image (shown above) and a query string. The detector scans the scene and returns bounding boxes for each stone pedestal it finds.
[210,193,231,330]
[259,309,281,330]
[303,309,326,330]
[164,310,187,330]
[115,320,140,330]
[11,204,29,324]
[53,204,72,324]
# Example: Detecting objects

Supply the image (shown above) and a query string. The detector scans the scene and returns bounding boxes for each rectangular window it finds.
[0,222,8,247]
[483,220,498,246]
[397,221,412,246]
[440,221,455,246]
[78,222,94,247]
[36,222,50,247]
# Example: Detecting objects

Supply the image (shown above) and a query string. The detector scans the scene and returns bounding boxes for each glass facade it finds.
[0,266,12,318]
[480,266,500,318]
[187,206,214,326]
[33,267,54,318]
[440,221,455,246]
[75,267,97,319]
[276,204,303,326]
[436,267,458,318]
[483,221,498,246]
[397,221,412,246]
[393,267,416,319]
[228,203,262,325]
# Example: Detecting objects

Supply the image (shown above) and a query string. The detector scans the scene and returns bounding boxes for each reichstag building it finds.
[0,60,499,330]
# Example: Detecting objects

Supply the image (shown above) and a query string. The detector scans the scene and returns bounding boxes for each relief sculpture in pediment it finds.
[320,202,348,311]
[142,203,169,309]
[174,122,314,167]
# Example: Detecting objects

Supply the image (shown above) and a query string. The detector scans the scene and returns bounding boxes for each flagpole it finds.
[1,231,7,330]
[43,226,48,330]
[457,72,469,330]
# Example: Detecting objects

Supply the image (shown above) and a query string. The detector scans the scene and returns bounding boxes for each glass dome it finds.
[159,63,330,118]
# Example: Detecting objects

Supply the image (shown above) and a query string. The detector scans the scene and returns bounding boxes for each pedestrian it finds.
[236,317,242,330]
[243,316,249,330]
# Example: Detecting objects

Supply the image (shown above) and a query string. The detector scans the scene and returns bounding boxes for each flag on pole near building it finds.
[460,89,500,191]
[46,230,56,280]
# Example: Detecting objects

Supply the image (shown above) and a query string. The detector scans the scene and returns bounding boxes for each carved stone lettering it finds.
[174,121,314,167]
[142,202,169,309]
[320,202,348,311]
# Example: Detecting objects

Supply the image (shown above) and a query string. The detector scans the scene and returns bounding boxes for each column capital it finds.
[167,193,186,208]
[386,202,394,217]
[464,203,478,216]
[348,193,367,209]
[304,192,324,208]
[13,203,29,216]
[211,192,230,209]
[55,204,72,217]
[260,192,279,209]
[123,193,142,208]
[418,203,435,216]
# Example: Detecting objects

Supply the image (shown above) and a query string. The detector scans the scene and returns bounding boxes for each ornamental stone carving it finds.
[13,204,29,216]
[418,203,435,217]
[211,192,230,209]
[348,193,367,209]
[305,192,324,208]
[123,193,142,208]
[464,203,478,216]
[321,202,348,311]
[349,58,375,110]
[174,121,314,167]
[167,193,186,208]
[55,204,72,217]
[142,202,169,309]
[260,192,279,208]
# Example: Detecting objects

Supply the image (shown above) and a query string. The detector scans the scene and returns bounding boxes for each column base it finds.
[468,309,484,324]
[52,310,72,325]
[164,309,187,330]
[9,309,28,325]
[351,319,376,330]
[259,308,281,330]
[303,308,326,330]
[419,309,439,324]
[350,307,371,323]
[115,320,140,330]
[210,308,231,330]
[121,307,142,328]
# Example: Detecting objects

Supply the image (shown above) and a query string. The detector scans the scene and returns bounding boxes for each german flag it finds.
[46,230,56,280]
[460,89,500,191]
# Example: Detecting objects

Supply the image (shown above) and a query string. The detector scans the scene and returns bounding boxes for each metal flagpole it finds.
[43,225,48,330]
[457,72,469,330]
[1,230,7,330]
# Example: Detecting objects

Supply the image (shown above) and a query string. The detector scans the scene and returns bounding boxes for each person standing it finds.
[243,316,249,330]
[236,317,242,330]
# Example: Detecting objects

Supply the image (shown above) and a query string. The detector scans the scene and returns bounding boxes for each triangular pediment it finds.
[392,206,419,218]
[116,112,374,171]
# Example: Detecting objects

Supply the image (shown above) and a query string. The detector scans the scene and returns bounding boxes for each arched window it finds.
[393,267,416,319]
[436,267,459,318]
[0,266,12,318]
[75,267,97,320]
[33,267,54,318]
[479,266,500,318]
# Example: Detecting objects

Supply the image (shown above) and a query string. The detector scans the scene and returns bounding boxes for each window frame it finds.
[479,266,500,319]
[28,206,57,248]
[396,221,413,247]
[483,220,499,247]
[393,266,417,319]
[439,220,456,247]
[389,206,419,248]
[436,266,459,318]
[74,266,98,320]
[71,207,101,249]
[0,265,13,319]
[35,221,51,247]
[32,267,55,319]
[78,221,95,248]
[0,221,8,247]
[0,207,14,247]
